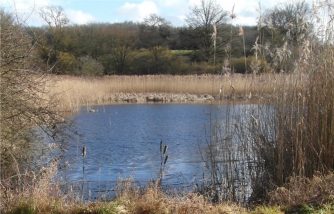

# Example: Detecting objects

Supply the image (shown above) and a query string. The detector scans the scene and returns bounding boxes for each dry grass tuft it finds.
[117,184,248,214]
[2,177,248,214]
[269,172,334,207]
[0,161,65,213]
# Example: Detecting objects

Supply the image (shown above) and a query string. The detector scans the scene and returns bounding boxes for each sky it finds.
[2,0,314,26]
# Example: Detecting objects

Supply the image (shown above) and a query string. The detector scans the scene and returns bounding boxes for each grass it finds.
[47,73,300,111]
[269,172,334,208]
[3,173,333,214]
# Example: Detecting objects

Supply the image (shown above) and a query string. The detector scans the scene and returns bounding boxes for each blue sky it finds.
[2,0,313,26]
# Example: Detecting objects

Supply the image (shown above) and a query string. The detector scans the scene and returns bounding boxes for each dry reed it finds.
[47,74,296,112]
[269,172,334,207]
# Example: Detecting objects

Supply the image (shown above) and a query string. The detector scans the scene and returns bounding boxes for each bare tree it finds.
[144,14,170,28]
[39,6,69,72]
[39,6,69,29]
[108,27,136,74]
[139,14,171,48]
[261,1,312,72]
[264,1,311,44]
[186,0,228,62]
[186,0,227,28]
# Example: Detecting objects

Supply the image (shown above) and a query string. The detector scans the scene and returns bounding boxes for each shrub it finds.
[227,57,271,74]
[0,10,61,182]
[78,56,104,76]
[170,49,193,57]
[58,51,78,74]
[188,62,220,74]
[127,49,152,74]
[98,54,114,75]
[128,47,190,75]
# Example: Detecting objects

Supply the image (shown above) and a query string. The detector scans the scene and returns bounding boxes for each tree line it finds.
[21,0,312,76]
[29,15,256,75]
[2,0,314,76]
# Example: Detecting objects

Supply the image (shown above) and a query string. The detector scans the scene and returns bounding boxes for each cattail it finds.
[160,140,163,153]
[163,145,168,155]
[82,145,86,158]
[164,155,168,165]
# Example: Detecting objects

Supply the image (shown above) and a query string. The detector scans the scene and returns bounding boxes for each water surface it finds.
[55,104,262,199]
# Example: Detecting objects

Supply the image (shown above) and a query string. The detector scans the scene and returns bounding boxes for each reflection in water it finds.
[46,104,270,201]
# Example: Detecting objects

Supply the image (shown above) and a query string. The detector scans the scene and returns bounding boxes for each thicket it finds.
[0,9,61,191]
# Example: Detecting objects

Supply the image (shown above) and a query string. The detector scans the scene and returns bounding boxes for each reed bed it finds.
[202,49,334,203]
[47,73,300,112]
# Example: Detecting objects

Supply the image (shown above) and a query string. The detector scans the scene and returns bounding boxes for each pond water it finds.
[53,104,266,200]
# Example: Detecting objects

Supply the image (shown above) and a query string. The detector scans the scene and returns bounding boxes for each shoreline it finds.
[59,92,270,112]
[49,74,297,112]
[100,92,269,104]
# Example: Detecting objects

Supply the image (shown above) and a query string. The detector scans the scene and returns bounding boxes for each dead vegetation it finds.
[47,73,297,112]
[269,172,334,207]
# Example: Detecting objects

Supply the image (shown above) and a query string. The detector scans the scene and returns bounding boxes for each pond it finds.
[51,104,268,200]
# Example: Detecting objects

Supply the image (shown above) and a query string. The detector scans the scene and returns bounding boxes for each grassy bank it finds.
[2,172,333,214]
[47,73,301,111]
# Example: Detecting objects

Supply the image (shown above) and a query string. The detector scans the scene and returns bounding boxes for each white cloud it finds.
[177,14,187,22]
[66,9,95,25]
[170,0,312,26]
[187,0,201,7]
[2,0,50,12]
[118,0,159,22]
[159,0,183,7]
[2,0,95,26]
[2,0,51,25]
[3,0,315,26]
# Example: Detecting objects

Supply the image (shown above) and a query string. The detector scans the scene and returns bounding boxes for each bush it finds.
[78,56,104,76]
[190,50,209,62]
[170,49,193,57]
[229,57,250,73]
[127,49,151,74]
[58,51,78,74]
[98,54,114,75]
[229,57,270,74]
[127,48,226,75]
[0,10,60,180]
[128,47,189,75]
[188,62,220,74]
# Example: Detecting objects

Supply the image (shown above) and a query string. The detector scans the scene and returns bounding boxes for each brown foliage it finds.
[269,172,334,207]
[0,10,61,184]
